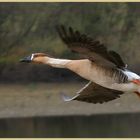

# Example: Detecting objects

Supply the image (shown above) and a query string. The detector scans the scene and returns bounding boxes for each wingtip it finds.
[60,92,72,102]
[60,92,80,102]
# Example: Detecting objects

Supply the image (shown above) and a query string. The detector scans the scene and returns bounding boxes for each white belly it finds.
[108,82,139,92]
[89,69,139,92]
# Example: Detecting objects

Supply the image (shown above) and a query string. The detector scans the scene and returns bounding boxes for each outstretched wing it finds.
[57,25,126,69]
[62,81,123,104]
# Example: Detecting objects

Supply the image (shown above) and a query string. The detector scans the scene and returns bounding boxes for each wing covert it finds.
[57,25,126,69]
[62,81,124,104]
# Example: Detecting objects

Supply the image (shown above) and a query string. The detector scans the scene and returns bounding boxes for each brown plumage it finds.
[20,25,140,104]
[62,81,123,104]
[57,25,128,104]
[56,25,126,69]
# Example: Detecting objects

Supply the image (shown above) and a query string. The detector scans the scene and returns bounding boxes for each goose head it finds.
[20,53,47,64]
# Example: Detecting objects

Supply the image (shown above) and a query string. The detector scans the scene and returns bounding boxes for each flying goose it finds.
[20,25,140,104]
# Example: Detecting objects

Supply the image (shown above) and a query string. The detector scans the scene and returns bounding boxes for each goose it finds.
[20,25,140,104]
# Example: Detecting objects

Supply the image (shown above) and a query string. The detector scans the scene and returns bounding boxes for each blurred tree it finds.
[0,3,139,82]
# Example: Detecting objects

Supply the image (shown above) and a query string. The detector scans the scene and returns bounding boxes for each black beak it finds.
[19,55,32,63]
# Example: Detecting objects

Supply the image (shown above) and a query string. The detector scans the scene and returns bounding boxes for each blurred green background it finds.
[0,2,140,138]
[0,2,139,83]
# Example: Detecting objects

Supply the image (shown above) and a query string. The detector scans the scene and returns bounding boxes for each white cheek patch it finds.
[31,54,34,60]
